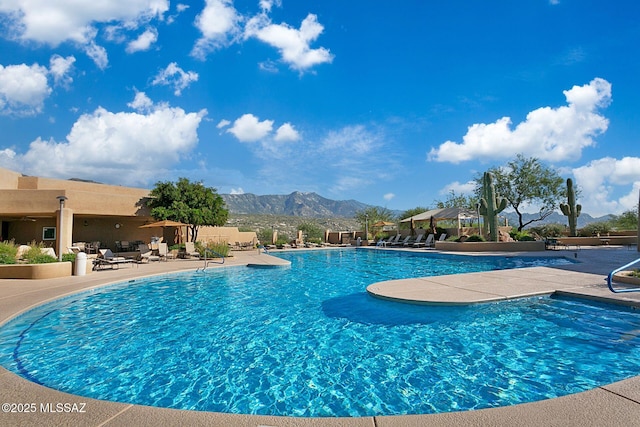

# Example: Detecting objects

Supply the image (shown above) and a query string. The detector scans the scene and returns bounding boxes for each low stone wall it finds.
[0,262,72,279]
[435,241,546,252]
[557,236,637,246]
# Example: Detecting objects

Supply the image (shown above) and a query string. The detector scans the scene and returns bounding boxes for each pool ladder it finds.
[196,248,225,272]
[607,257,640,293]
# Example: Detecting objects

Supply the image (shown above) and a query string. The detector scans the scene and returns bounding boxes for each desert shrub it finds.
[0,241,18,264]
[529,223,565,238]
[26,253,58,264]
[465,234,485,242]
[203,241,230,258]
[578,222,611,237]
[62,253,76,262]
[510,229,535,241]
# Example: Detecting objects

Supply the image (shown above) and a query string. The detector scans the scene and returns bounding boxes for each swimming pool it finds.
[1,249,639,417]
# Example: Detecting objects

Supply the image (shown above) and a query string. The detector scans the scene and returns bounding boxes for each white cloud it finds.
[259,0,281,12]
[0,63,51,116]
[151,62,199,96]
[321,125,380,157]
[572,156,640,215]
[217,119,231,128]
[227,113,274,142]
[245,13,333,72]
[428,78,612,164]
[383,193,395,201]
[127,91,154,113]
[126,28,158,53]
[6,95,206,185]
[230,187,245,194]
[0,0,169,67]
[191,0,241,59]
[48,55,75,87]
[84,42,109,69]
[274,123,300,142]
[441,180,477,196]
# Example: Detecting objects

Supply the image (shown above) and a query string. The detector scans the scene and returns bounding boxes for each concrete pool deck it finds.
[1,246,640,426]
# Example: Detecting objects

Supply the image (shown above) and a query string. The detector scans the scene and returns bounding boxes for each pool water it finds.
[1,249,639,417]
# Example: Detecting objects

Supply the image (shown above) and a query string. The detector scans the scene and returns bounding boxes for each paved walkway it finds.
[1,247,640,426]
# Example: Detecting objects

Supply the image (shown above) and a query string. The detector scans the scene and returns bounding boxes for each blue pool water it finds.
[1,249,640,417]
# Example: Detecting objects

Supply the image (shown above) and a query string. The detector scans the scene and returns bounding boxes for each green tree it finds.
[354,206,396,237]
[147,178,228,242]
[479,154,565,231]
[434,190,476,209]
[297,221,323,240]
[610,209,638,230]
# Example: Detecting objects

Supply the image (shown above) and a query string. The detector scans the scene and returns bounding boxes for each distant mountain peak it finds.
[220,192,371,218]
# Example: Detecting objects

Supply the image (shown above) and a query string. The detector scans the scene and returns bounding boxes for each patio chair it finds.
[137,243,159,263]
[421,234,435,248]
[407,234,424,247]
[158,242,175,261]
[393,236,411,246]
[184,242,201,258]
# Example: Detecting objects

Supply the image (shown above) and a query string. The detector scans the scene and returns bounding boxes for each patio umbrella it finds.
[139,220,188,228]
[139,220,189,244]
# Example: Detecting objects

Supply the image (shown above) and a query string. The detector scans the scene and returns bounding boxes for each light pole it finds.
[365,214,369,241]
[56,195,68,261]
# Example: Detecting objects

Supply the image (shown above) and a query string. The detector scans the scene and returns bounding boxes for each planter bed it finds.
[0,262,72,279]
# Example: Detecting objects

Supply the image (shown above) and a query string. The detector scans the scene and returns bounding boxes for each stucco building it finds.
[0,168,256,256]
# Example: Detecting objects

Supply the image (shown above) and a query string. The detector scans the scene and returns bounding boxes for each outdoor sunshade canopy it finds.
[138,220,189,228]
[400,207,478,223]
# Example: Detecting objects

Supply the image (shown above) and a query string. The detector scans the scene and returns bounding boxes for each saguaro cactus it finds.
[560,178,581,237]
[479,172,508,242]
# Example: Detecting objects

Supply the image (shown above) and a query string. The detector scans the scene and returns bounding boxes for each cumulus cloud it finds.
[216,119,231,129]
[5,94,207,186]
[230,187,245,194]
[428,78,612,164]
[0,0,169,67]
[274,123,300,142]
[127,91,154,112]
[245,13,333,72]
[191,0,241,59]
[0,63,51,116]
[383,193,395,201]
[227,113,274,142]
[126,28,158,53]
[572,156,640,215]
[48,55,75,87]
[441,180,477,196]
[151,62,199,96]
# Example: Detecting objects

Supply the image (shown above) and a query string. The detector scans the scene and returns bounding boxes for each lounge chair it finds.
[438,233,447,242]
[393,236,411,246]
[383,235,400,247]
[93,249,136,270]
[137,244,160,263]
[184,242,200,258]
[158,242,175,261]
[421,234,435,248]
[408,234,424,247]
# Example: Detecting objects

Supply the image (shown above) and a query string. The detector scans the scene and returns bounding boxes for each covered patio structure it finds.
[400,207,480,237]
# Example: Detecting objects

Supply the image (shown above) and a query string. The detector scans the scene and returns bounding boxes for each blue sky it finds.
[1,0,639,217]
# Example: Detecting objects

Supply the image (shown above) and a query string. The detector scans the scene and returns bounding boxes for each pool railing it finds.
[607,257,640,293]
[197,248,225,272]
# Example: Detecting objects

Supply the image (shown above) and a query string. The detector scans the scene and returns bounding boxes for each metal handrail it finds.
[258,245,269,254]
[607,257,640,293]
[197,248,225,272]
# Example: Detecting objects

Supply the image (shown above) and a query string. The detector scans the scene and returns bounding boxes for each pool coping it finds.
[1,247,640,426]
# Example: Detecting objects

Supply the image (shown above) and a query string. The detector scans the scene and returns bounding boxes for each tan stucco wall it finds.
[196,227,257,246]
[0,168,21,189]
[0,262,72,279]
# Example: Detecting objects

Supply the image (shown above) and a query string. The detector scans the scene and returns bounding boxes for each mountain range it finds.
[221,192,372,218]
[221,191,613,226]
